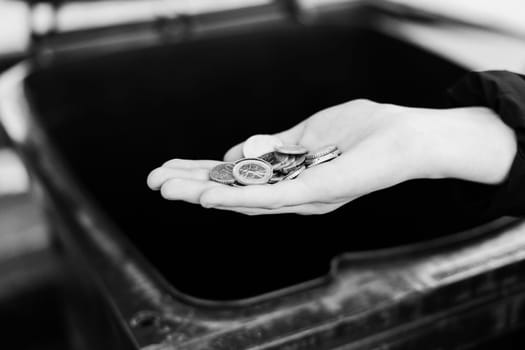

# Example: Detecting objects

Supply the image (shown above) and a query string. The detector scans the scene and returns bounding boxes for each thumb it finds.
[223,120,307,162]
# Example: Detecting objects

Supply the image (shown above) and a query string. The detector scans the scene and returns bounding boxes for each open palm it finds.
[147,99,420,215]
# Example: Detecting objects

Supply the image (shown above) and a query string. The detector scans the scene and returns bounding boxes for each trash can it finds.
[2,1,525,349]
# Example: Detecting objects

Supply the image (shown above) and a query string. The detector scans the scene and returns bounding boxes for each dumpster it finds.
[2,1,525,349]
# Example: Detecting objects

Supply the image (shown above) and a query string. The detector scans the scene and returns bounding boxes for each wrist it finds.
[407,106,517,184]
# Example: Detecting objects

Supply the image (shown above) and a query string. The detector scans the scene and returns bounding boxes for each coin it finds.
[209,162,236,185]
[274,152,290,162]
[210,143,341,186]
[305,150,340,168]
[305,145,339,160]
[282,154,306,173]
[275,144,309,155]
[232,158,273,185]
[268,173,286,184]
[243,134,283,158]
[257,151,280,166]
[283,165,306,180]
[273,155,295,172]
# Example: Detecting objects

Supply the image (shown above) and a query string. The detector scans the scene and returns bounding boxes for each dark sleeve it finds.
[447,70,525,217]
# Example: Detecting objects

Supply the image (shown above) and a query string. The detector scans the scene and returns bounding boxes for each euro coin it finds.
[282,154,306,173]
[273,155,295,172]
[305,145,339,160]
[209,162,236,185]
[268,173,286,184]
[210,142,341,186]
[305,150,340,168]
[232,158,273,185]
[283,165,306,180]
[274,152,290,162]
[243,134,283,158]
[257,151,280,166]
[275,144,308,155]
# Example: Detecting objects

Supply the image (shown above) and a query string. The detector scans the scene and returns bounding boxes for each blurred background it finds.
[1,0,525,349]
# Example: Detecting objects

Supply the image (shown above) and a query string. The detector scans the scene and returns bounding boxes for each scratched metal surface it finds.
[119,218,524,350]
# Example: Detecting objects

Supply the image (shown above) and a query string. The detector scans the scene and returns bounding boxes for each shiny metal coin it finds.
[305,145,339,160]
[243,134,283,158]
[257,151,280,166]
[283,165,306,180]
[271,153,292,171]
[273,155,295,172]
[268,173,286,184]
[274,152,290,162]
[275,144,308,155]
[232,158,273,185]
[209,162,236,185]
[305,151,340,168]
[282,154,306,173]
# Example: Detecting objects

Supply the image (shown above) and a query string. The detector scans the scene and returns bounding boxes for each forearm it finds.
[403,106,517,185]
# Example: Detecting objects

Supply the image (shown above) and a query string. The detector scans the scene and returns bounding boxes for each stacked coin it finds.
[210,143,341,186]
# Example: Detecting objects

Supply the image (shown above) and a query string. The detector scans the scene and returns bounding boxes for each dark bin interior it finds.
[25,23,495,300]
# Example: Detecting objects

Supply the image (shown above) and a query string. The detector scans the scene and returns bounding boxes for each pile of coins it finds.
[209,134,341,186]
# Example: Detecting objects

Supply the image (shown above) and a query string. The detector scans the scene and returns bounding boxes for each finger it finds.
[162,159,222,169]
[224,120,308,162]
[199,179,314,209]
[212,202,342,215]
[274,119,307,144]
[223,142,244,162]
[160,178,222,204]
[147,167,210,190]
